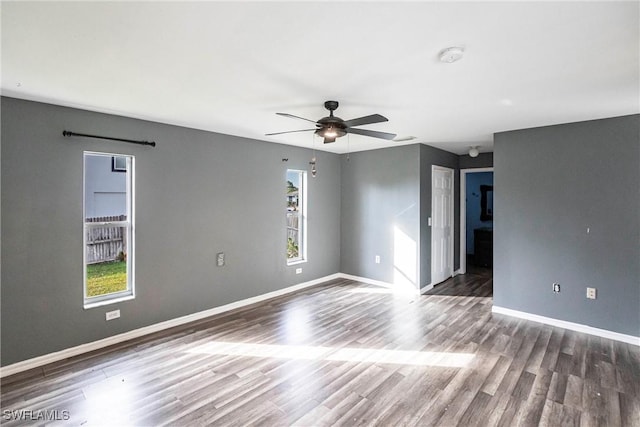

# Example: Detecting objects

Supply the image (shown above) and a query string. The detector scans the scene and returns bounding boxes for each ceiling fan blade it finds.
[343,114,388,128]
[265,129,316,136]
[345,127,397,140]
[276,112,319,124]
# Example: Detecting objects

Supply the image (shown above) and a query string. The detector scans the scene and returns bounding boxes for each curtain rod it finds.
[62,130,156,147]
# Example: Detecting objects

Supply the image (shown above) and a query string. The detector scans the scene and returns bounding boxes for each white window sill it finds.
[287,259,307,266]
[84,294,135,310]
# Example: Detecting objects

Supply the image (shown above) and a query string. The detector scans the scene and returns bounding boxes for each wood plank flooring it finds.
[1,270,639,426]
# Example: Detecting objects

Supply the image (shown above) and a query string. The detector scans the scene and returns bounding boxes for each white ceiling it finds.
[2,1,638,155]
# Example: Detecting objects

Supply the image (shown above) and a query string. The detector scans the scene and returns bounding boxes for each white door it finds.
[431,166,454,285]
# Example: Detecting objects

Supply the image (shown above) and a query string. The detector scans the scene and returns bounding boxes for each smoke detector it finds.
[439,47,464,63]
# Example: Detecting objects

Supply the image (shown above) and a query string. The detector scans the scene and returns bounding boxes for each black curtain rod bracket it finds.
[63,130,156,147]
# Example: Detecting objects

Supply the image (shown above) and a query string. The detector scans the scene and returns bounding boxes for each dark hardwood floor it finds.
[2,271,639,426]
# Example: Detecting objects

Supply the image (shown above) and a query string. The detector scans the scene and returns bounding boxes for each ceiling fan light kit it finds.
[267,100,396,144]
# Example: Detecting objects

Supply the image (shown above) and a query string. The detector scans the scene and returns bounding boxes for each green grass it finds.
[86,261,127,297]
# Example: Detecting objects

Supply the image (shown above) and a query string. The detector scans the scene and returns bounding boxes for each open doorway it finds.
[460,168,493,275]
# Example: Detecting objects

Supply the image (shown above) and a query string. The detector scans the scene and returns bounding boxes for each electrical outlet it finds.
[216,252,225,267]
[552,283,560,293]
[295,267,302,274]
[375,255,381,264]
[586,287,597,299]
[106,309,120,321]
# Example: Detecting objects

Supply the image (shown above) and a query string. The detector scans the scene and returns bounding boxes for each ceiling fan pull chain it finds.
[310,133,318,177]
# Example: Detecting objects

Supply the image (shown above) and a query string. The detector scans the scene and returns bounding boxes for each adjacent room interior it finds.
[1,2,638,425]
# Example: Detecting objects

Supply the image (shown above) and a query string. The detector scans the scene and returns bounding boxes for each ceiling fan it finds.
[266,100,396,143]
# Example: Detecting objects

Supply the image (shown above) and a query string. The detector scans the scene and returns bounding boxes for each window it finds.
[286,170,306,264]
[112,156,127,172]
[84,152,134,307]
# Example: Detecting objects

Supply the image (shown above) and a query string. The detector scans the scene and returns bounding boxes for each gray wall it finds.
[460,152,493,169]
[339,144,460,290]
[1,97,341,365]
[340,145,422,288]
[494,115,640,336]
[419,145,460,287]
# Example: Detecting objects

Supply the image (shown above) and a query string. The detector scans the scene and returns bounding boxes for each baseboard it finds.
[420,283,433,294]
[338,273,394,289]
[338,273,433,295]
[0,273,342,378]
[338,273,419,296]
[420,269,461,294]
[492,305,640,346]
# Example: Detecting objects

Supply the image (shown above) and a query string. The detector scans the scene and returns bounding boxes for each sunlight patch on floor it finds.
[347,288,398,294]
[186,341,474,368]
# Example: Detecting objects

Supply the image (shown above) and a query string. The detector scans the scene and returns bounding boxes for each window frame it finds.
[111,156,127,172]
[286,169,307,265]
[83,151,135,308]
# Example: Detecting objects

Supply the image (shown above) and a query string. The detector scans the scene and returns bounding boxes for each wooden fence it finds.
[86,215,127,264]
[286,212,299,242]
